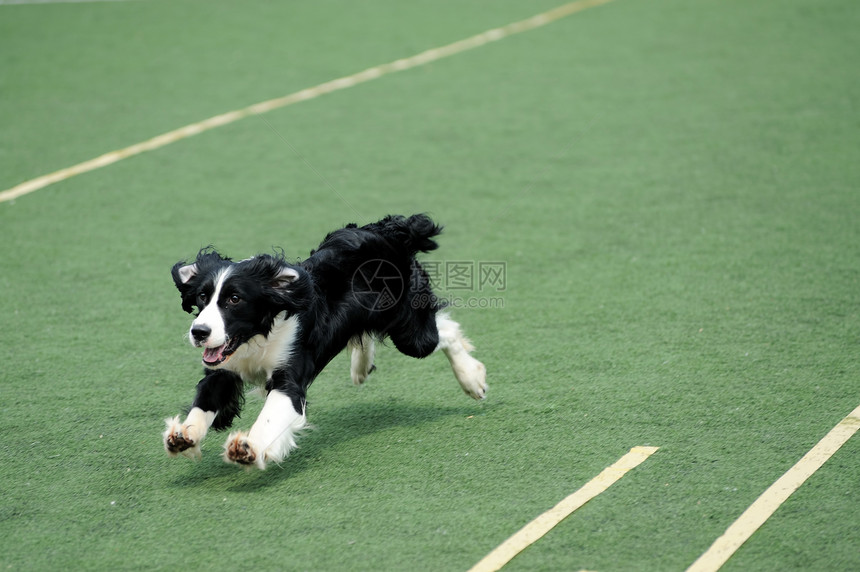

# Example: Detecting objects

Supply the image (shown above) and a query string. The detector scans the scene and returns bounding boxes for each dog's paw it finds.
[163,416,202,460]
[223,432,265,469]
[454,357,487,400]
[351,363,376,386]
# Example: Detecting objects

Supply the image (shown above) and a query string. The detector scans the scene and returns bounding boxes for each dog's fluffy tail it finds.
[378,213,443,255]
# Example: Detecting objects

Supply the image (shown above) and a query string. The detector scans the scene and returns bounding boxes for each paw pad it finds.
[224,434,258,466]
[163,417,199,457]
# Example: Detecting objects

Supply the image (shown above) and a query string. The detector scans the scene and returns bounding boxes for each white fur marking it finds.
[436,313,487,400]
[163,407,217,460]
[189,267,231,348]
[349,334,376,385]
[224,390,306,469]
[224,313,300,384]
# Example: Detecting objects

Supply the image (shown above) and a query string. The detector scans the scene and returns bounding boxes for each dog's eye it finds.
[197,293,209,306]
[227,295,241,305]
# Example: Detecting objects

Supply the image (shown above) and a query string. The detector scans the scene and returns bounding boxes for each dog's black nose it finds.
[191,325,211,343]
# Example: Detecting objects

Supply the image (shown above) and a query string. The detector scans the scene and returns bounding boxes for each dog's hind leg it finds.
[348,334,376,385]
[435,313,487,400]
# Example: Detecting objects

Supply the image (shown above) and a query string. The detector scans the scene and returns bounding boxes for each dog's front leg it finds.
[223,387,306,470]
[163,409,214,460]
[163,369,244,460]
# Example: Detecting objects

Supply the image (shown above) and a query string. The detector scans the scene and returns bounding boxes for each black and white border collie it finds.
[163,214,487,469]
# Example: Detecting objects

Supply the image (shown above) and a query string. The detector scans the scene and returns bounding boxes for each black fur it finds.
[186,369,245,431]
[171,214,446,428]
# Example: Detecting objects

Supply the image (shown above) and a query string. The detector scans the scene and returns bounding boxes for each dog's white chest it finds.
[225,313,300,383]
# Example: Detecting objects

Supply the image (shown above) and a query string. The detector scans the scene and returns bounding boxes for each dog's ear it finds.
[171,261,198,313]
[246,255,307,312]
[173,262,198,287]
[245,254,300,286]
[178,264,198,284]
[268,264,308,312]
[273,266,300,288]
[170,249,230,313]
[172,248,230,289]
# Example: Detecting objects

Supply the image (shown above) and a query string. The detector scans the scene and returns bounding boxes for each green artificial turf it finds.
[1,0,858,570]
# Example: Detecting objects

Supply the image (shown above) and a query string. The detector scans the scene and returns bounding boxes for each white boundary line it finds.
[0,0,615,204]
[686,403,860,572]
[468,446,659,572]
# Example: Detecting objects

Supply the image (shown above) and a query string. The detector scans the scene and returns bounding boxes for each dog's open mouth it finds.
[202,339,239,366]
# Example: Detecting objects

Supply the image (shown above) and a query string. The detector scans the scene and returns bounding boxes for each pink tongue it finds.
[203,345,225,363]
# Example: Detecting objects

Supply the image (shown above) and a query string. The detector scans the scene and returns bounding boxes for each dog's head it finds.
[172,249,309,368]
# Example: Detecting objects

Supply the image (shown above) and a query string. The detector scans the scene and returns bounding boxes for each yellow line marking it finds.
[686,403,860,572]
[468,446,659,572]
[0,0,615,204]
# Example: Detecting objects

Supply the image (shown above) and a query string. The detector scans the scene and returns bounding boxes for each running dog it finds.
[163,214,487,469]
